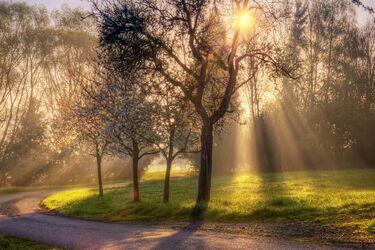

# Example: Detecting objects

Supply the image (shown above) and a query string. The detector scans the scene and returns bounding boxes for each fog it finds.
[1,0,374,188]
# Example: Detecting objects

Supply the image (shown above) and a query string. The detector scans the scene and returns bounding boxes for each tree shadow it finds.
[203,172,319,222]
[252,172,318,221]
[151,221,205,250]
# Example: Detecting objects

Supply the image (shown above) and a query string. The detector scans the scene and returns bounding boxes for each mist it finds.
[0,0,374,189]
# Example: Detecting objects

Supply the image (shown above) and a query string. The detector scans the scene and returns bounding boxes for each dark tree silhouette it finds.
[91,0,287,203]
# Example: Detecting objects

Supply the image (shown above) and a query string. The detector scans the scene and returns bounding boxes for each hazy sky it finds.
[10,0,375,24]
[12,0,90,10]
[358,0,375,24]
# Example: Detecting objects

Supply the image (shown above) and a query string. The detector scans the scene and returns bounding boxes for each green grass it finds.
[141,169,194,181]
[0,235,58,250]
[43,169,375,234]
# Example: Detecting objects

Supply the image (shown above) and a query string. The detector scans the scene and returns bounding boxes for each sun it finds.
[237,11,254,31]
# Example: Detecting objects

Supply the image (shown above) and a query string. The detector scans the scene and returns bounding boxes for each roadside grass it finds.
[0,235,59,250]
[42,169,375,234]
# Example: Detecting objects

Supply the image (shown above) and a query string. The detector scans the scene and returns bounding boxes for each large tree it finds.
[0,2,51,163]
[92,0,289,203]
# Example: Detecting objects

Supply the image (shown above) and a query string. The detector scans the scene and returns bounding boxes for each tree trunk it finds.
[163,159,172,203]
[96,153,104,197]
[132,155,140,202]
[197,120,214,203]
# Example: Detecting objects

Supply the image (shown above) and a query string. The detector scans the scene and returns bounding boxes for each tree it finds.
[92,0,289,203]
[352,0,375,16]
[48,5,107,194]
[150,86,200,203]
[89,71,159,202]
[244,0,375,171]
[0,2,51,163]
[57,92,111,196]
[0,2,146,187]
[1,98,48,185]
[77,106,110,197]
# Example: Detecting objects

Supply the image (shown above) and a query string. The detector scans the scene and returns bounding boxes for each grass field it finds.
[0,235,58,250]
[42,169,375,234]
[141,169,196,181]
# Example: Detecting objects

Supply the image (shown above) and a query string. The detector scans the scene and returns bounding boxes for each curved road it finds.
[0,190,343,250]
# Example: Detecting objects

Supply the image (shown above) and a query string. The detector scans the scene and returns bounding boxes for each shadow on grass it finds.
[52,180,197,223]
[48,169,375,224]
[201,172,319,222]
[56,173,319,223]
[255,172,317,220]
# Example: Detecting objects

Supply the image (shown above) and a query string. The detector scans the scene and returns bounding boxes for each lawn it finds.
[0,235,58,250]
[42,169,375,234]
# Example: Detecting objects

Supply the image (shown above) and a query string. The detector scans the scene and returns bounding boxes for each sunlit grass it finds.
[43,169,375,234]
[141,169,192,181]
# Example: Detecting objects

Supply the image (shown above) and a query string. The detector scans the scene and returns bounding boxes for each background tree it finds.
[0,2,50,164]
[150,86,200,203]
[1,98,47,185]
[56,91,111,197]
[246,0,375,171]
[0,2,137,187]
[87,71,159,202]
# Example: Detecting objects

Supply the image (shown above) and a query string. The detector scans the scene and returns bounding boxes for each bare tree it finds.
[0,2,52,169]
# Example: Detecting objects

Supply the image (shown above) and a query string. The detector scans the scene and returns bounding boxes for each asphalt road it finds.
[0,190,344,250]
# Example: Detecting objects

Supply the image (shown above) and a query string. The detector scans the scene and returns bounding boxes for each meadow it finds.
[43,169,375,234]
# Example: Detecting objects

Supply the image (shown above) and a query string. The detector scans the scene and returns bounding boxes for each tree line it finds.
[248,0,375,171]
[0,2,149,186]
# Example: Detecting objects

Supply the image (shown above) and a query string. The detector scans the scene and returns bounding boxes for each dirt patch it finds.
[0,199,20,217]
[0,194,47,217]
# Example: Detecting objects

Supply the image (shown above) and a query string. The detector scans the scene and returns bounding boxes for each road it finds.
[0,190,344,250]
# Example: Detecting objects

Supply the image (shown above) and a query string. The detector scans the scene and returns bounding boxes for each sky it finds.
[11,0,90,10]
[10,0,375,25]
[356,0,375,24]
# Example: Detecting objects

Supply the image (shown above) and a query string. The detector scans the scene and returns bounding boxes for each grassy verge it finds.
[0,235,58,250]
[43,169,375,235]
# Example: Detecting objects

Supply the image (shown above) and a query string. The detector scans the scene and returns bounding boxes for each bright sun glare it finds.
[237,11,253,31]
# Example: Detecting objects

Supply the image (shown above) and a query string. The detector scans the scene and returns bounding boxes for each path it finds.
[0,190,344,250]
